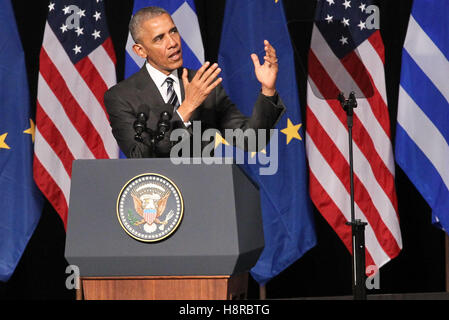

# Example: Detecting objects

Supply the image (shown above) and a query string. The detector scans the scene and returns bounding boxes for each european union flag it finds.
[0,0,44,282]
[218,0,316,284]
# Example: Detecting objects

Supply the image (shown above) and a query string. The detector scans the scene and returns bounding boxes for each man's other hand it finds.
[178,62,222,121]
[251,40,278,97]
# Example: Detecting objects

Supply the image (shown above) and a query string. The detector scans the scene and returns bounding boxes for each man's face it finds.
[134,14,183,75]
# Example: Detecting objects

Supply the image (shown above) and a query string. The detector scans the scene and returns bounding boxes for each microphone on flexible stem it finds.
[133,112,147,142]
[133,105,149,142]
[154,111,172,156]
[156,111,172,141]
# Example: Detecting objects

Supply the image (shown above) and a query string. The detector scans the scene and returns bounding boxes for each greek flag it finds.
[125,0,204,78]
[395,0,449,231]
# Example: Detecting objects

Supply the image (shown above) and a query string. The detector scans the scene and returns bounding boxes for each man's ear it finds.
[132,43,147,59]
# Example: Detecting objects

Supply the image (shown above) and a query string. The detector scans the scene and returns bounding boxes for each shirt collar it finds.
[145,62,179,89]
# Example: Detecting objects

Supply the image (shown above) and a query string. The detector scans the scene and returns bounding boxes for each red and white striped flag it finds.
[34,1,119,228]
[306,1,402,270]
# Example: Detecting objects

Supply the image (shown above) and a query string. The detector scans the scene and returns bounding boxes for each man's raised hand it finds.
[251,40,278,97]
[177,62,222,121]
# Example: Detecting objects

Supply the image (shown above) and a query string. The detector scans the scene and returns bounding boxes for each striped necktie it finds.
[165,77,180,110]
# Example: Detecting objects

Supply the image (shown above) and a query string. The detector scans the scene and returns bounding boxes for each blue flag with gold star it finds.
[218,0,316,284]
[0,0,44,282]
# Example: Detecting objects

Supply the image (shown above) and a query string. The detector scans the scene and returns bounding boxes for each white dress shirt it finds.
[145,62,190,126]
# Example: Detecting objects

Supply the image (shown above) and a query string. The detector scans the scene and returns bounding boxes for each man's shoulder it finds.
[105,67,146,97]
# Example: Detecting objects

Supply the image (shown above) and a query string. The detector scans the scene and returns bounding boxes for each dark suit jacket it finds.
[104,65,286,158]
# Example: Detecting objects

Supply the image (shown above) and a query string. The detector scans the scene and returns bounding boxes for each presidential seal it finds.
[117,173,184,242]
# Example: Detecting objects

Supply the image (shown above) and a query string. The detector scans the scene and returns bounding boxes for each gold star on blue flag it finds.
[281,118,303,144]
[0,0,43,282]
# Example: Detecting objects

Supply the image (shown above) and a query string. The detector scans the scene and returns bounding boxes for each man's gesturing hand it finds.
[177,62,222,122]
[251,40,278,97]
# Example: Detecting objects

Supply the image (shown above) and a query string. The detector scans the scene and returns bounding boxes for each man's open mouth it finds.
[168,50,181,61]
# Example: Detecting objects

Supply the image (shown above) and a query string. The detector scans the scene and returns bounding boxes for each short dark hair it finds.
[129,6,170,43]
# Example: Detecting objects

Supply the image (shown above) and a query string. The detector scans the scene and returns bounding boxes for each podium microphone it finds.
[133,105,149,142]
[154,111,172,156]
[156,111,172,141]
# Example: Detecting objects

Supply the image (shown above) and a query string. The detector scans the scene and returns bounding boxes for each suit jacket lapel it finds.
[135,65,166,110]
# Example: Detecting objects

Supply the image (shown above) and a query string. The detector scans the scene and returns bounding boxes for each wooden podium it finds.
[66,159,264,300]
[77,274,248,300]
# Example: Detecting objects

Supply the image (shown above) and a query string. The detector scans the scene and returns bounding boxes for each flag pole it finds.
[259,285,267,300]
[338,92,368,300]
[445,234,449,292]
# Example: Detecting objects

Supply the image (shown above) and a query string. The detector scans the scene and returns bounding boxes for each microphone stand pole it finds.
[338,92,367,300]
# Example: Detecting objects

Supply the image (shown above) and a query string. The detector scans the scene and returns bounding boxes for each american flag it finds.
[306,0,402,270]
[34,0,119,228]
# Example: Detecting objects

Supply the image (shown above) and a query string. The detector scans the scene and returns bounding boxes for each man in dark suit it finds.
[104,6,286,158]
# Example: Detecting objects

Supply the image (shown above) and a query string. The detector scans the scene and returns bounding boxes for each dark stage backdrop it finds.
[0,0,445,299]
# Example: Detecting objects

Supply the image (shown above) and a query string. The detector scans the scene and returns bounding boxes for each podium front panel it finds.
[65,159,263,277]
